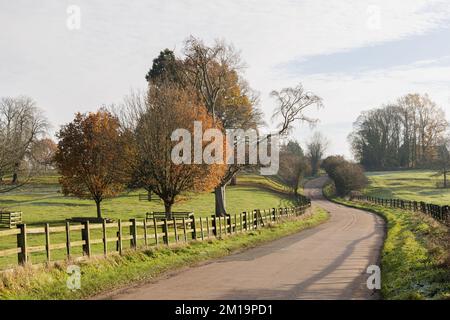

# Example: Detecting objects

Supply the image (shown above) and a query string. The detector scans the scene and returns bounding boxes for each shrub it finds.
[321,155,345,176]
[322,155,368,196]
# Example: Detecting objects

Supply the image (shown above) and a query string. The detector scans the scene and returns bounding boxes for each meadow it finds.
[0,173,293,226]
[0,172,296,270]
[364,170,450,205]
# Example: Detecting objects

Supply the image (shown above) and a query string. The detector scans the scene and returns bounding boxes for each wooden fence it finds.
[0,212,22,229]
[352,195,450,225]
[0,203,310,270]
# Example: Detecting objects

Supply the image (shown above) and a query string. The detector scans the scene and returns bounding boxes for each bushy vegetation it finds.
[322,155,368,196]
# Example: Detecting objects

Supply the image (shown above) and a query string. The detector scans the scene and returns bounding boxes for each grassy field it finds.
[0,207,329,300]
[0,174,294,225]
[0,173,298,270]
[365,170,450,205]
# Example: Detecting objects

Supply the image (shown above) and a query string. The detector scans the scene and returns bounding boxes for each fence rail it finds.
[0,212,22,229]
[352,195,450,225]
[0,203,311,270]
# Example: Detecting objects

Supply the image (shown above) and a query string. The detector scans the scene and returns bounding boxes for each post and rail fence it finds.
[0,202,311,271]
[0,212,22,229]
[352,195,450,225]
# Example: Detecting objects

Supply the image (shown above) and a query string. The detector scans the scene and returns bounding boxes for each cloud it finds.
[289,59,450,158]
[1,0,450,157]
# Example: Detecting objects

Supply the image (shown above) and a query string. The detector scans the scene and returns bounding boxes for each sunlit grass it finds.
[0,173,297,270]
[328,191,450,300]
[0,207,329,300]
[365,170,450,205]
[0,174,295,225]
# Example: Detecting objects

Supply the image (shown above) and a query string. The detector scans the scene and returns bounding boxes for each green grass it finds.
[0,207,329,300]
[326,187,450,300]
[0,173,296,270]
[0,174,294,225]
[365,170,450,205]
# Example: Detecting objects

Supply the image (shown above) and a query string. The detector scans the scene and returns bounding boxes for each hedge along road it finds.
[102,176,385,300]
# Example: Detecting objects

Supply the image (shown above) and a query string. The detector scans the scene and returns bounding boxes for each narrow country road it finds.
[102,176,385,300]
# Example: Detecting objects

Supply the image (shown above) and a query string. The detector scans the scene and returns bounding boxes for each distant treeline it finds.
[349,93,448,170]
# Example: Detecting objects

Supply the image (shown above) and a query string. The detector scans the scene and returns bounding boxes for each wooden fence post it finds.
[239,213,243,232]
[243,212,247,230]
[199,217,204,240]
[130,218,137,249]
[143,218,148,247]
[191,214,197,240]
[81,221,91,257]
[102,219,107,255]
[45,223,51,262]
[153,217,159,245]
[212,215,217,236]
[206,217,210,238]
[173,218,178,243]
[117,219,123,255]
[65,221,71,259]
[164,219,169,245]
[182,217,187,242]
[17,224,28,265]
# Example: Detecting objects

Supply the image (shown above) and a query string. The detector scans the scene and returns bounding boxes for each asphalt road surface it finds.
[102,176,385,300]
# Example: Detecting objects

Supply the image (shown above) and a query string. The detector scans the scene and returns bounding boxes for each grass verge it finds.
[0,207,329,300]
[324,184,450,299]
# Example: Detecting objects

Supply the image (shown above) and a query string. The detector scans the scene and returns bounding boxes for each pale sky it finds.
[1,0,450,158]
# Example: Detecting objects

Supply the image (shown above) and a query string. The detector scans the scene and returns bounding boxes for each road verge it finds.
[323,183,450,299]
[0,207,329,300]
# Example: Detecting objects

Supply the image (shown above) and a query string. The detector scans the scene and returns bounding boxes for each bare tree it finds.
[182,37,263,216]
[434,136,450,188]
[30,138,57,172]
[307,132,329,176]
[270,84,323,136]
[0,96,48,193]
[350,93,448,170]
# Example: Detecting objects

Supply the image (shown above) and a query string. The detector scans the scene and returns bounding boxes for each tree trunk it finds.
[230,175,237,186]
[164,201,173,219]
[95,200,102,219]
[11,162,19,184]
[147,189,152,201]
[444,171,447,188]
[214,185,227,217]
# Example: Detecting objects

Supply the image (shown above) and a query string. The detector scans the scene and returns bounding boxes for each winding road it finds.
[102,176,385,300]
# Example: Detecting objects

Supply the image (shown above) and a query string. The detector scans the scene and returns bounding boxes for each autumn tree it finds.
[147,38,260,216]
[54,110,135,219]
[0,96,48,192]
[142,38,322,216]
[134,84,227,217]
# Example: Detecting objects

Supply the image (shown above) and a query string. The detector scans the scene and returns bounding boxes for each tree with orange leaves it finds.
[54,110,135,219]
[134,84,227,217]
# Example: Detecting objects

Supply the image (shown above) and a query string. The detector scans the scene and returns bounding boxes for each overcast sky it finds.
[1,0,450,158]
